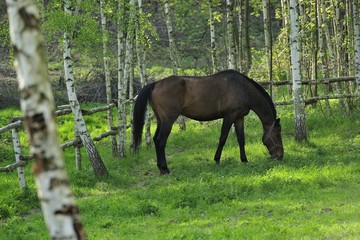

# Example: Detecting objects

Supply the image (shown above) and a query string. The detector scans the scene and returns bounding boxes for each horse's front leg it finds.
[153,120,173,175]
[234,117,248,162]
[214,117,234,164]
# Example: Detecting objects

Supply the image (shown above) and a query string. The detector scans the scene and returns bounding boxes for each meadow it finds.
[0,103,360,239]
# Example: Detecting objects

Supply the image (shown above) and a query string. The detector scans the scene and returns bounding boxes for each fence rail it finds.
[0,104,117,188]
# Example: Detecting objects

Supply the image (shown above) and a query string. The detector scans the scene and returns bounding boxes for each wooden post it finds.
[11,127,26,189]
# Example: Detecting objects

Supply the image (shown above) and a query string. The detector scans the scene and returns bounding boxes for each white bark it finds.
[136,0,152,147]
[100,0,117,155]
[226,0,236,69]
[262,0,272,96]
[353,0,360,99]
[12,127,26,189]
[163,0,178,75]
[64,0,108,176]
[289,0,307,141]
[163,0,186,130]
[6,0,86,238]
[320,0,345,108]
[317,0,331,113]
[117,1,127,157]
[236,0,244,72]
[208,1,217,74]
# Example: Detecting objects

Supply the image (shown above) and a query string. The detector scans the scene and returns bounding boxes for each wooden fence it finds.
[1,76,359,189]
[258,76,358,106]
[0,103,117,189]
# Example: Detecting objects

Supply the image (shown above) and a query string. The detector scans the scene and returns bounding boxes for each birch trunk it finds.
[353,0,360,99]
[163,0,186,130]
[317,0,331,113]
[236,0,244,72]
[124,0,135,153]
[12,127,26,189]
[281,0,291,81]
[6,0,86,238]
[244,0,251,73]
[333,0,347,109]
[208,1,217,74]
[289,0,307,141]
[321,0,345,108]
[64,0,108,176]
[262,0,272,96]
[100,0,117,156]
[117,0,126,157]
[226,0,236,69]
[163,0,179,75]
[136,0,152,147]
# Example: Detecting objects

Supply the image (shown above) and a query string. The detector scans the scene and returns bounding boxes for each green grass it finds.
[1,104,360,239]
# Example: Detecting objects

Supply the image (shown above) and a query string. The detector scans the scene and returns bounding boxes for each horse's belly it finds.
[181,107,222,121]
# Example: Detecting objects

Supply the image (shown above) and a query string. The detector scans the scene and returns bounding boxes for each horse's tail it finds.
[133,82,155,151]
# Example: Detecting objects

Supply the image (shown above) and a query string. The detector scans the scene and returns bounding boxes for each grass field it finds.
[0,104,360,239]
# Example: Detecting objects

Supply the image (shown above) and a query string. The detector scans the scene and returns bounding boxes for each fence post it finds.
[74,126,82,170]
[11,127,26,189]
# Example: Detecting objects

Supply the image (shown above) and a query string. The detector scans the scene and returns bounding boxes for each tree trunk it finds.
[136,0,152,147]
[6,0,87,238]
[117,0,126,157]
[208,0,217,74]
[244,0,252,73]
[317,0,331,113]
[236,0,245,72]
[262,0,273,96]
[163,0,179,75]
[289,0,307,141]
[100,0,117,156]
[64,0,108,176]
[321,0,345,109]
[353,0,360,99]
[226,0,236,69]
[12,127,26,189]
[163,0,186,131]
[124,0,135,153]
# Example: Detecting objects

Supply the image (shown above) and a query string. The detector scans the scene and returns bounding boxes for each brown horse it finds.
[133,70,284,174]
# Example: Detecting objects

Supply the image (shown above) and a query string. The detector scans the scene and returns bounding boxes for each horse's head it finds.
[262,118,284,160]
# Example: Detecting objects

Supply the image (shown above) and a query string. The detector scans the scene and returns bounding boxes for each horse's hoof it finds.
[160,169,170,175]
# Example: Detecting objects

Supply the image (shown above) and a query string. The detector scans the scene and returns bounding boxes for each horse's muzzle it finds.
[271,148,284,160]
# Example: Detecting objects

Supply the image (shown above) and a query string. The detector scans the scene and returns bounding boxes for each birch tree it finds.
[163,0,179,75]
[236,0,245,72]
[262,0,272,96]
[100,0,117,156]
[163,0,186,130]
[226,0,236,69]
[126,0,135,151]
[136,0,152,146]
[117,0,127,157]
[289,0,307,141]
[353,0,360,99]
[64,0,108,176]
[208,0,217,74]
[6,0,86,238]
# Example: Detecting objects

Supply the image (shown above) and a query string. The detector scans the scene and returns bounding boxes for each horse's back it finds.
[150,70,254,121]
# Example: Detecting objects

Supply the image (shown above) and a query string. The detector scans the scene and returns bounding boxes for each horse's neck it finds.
[250,96,275,130]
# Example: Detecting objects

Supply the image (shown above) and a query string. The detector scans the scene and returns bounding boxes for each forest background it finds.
[1,0,360,238]
[1,0,358,108]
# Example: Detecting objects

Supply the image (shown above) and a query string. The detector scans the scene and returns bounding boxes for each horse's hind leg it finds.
[234,117,248,162]
[214,116,235,164]
[153,120,174,175]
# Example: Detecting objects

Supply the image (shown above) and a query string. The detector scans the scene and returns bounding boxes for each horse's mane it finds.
[245,75,277,118]
[222,70,277,118]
